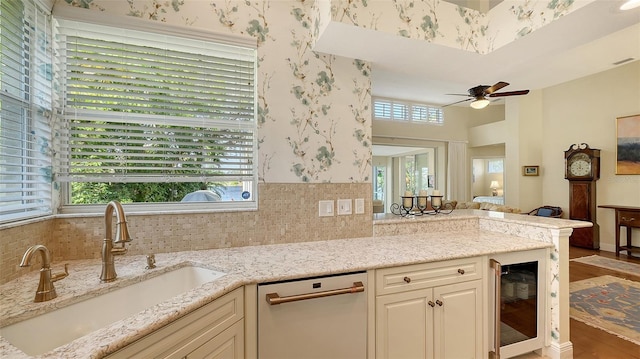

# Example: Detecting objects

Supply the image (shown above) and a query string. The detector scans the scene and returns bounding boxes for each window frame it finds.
[52,6,259,215]
[372,97,444,125]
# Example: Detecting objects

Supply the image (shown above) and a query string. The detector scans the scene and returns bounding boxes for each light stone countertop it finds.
[0,210,578,358]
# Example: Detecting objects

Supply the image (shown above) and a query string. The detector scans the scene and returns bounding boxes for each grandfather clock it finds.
[564,143,600,249]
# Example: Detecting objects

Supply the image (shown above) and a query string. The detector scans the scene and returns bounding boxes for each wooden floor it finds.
[568,246,640,359]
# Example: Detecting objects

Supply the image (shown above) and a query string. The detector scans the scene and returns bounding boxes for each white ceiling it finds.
[315,0,640,107]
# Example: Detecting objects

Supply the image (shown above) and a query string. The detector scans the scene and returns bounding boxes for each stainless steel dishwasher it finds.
[257,271,367,359]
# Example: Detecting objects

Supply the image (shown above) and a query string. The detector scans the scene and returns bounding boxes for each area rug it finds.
[570,255,640,277]
[570,275,640,345]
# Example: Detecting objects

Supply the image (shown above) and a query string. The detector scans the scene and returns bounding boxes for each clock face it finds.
[569,153,591,177]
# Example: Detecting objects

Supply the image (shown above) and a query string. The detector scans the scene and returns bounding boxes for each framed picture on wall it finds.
[523,165,539,176]
[616,114,640,175]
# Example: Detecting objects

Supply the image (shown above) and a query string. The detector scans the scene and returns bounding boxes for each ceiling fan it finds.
[443,81,530,109]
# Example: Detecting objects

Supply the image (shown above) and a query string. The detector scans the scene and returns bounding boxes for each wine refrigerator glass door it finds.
[490,249,545,359]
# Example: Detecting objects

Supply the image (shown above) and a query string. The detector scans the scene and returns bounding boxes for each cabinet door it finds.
[433,280,482,359]
[376,288,434,359]
[186,321,244,359]
[107,288,243,359]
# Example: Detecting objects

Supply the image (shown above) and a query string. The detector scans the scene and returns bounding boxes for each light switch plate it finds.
[337,199,352,215]
[318,200,334,217]
[355,198,365,214]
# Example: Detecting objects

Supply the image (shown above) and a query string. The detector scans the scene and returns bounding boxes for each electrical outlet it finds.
[318,200,334,217]
[355,198,365,214]
[337,199,352,215]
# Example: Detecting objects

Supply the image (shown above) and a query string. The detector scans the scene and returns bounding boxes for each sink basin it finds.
[0,265,226,356]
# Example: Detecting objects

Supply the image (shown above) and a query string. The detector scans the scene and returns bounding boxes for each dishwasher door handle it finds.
[265,281,365,305]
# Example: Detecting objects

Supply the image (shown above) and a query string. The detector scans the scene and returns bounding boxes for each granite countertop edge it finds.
[374,209,592,228]
[1,228,556,358]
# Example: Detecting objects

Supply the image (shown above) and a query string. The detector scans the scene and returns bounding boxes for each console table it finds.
[598,205,640,257]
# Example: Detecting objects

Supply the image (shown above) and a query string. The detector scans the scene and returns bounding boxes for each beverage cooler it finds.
[489,249,546,359]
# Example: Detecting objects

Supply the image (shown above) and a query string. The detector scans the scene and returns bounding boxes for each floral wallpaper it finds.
[56,0,591,185]
[59,0,372,184]
[328,0,589,54]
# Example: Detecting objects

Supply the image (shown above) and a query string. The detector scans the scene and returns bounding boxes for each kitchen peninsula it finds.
[0,210,588,358]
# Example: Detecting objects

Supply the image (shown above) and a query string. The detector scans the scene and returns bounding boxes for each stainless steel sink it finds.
[0,265,226,356]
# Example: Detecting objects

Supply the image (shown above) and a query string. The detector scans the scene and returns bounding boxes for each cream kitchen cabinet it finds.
[375,257,484,359]
[107,287,244,359]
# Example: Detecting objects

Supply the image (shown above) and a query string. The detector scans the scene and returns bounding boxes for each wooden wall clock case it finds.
[564,143,601,249]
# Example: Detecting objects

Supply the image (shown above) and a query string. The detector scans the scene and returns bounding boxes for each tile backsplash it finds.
[0,183,372,285]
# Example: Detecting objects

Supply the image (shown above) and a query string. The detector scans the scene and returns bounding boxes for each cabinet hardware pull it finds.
[458,268,465,275]
[436,300,443,306]
[265,281,364,305]
[622,217,635,221]
[403,276,411,283]
[428,301,435,307]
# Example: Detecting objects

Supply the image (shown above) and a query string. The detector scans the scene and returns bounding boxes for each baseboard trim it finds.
[545,341,573,359]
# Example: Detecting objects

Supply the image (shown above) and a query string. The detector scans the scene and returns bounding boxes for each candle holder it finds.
[391,196,416,217]
[416,196,428,213]
[424,195,454,215]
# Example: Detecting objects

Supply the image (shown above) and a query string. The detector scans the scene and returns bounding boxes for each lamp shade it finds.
[490,181,499,189]
[470,98,490,109]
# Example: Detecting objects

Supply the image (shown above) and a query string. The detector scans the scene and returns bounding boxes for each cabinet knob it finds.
[457,268,465,275]
[436,300,443,306]
[403,276,411,283]
[428,300,435,307]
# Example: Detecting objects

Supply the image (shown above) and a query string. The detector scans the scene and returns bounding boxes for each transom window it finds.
[373,97,444,125]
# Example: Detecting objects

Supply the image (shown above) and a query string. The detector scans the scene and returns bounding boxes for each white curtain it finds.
[447,142,468,201]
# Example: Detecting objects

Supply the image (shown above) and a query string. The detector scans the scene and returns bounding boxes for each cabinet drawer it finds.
[107,287,244,358]
[619,211,640,227]
[186,320,244,359]
[375,257,482,296]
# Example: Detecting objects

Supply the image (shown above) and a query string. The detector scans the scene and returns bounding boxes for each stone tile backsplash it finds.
[0,183,372,285]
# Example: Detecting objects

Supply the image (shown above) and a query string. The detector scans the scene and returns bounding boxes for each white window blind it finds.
[373,97,443,125]
[53,20,257,187]
[0,0,53,223]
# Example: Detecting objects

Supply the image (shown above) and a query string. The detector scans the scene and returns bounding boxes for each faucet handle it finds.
[111,242,128,256]
[52,263,69,283]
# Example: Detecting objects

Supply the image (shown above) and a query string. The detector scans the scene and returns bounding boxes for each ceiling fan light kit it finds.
[470,98,490,109]
[443,81,530,109]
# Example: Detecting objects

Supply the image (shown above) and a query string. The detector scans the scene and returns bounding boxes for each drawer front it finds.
[375,257,482,296]
[619,211,640,227]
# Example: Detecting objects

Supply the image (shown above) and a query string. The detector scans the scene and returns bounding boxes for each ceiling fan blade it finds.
[445,93,472,97]
[484,81,509,95]
[442,98,473,107]
[488,89,530,97]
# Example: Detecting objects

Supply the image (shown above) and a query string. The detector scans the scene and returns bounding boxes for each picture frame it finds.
[616,114,640,175]
[523,165,539,176]
[427,175,435,188]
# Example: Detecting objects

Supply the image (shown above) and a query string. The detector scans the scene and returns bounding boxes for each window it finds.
[53,17,257,210]
[488,159,504,173]
[373,166,385,201]
[0,0,53,223]
[373,97,443,125]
